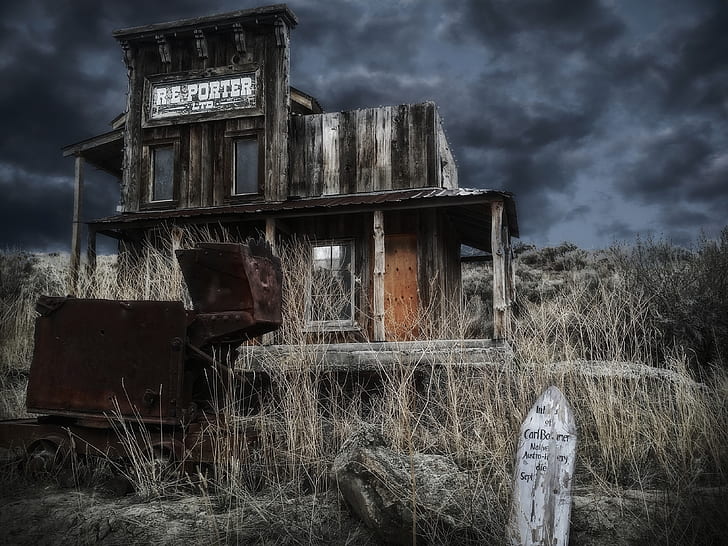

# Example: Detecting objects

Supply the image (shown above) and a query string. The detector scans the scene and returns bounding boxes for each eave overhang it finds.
[88,187,519,251]
[62,129,124,178]
[112,4,297,43]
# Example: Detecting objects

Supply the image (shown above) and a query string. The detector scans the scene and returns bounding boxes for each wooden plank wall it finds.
[122,25,289,211]
[290,102,456,197]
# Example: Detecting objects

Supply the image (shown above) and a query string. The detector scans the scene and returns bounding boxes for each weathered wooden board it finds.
[492,200,510,339]
[373,107,392,191]
[509,386,577,546]
[384,234,418,341]
[288,102,449,197]
[322,113,340,195]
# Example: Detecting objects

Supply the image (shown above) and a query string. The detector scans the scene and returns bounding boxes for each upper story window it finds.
[150,145,174,202]
[233,138,259,196]
[307,241,355,327]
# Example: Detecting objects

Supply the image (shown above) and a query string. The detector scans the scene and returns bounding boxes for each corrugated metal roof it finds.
[89,187,518,239]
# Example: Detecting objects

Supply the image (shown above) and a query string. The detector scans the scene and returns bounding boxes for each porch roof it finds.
[88,187,519,250]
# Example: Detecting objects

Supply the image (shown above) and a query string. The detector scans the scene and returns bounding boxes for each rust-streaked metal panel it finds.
[26,298,186,423]
[176,243,256,313]
[176,241,282,340]
[240,239,283,327]
[0,418,221,464]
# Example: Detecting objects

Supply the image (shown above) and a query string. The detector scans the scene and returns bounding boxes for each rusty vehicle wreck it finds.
[0,240,282,470]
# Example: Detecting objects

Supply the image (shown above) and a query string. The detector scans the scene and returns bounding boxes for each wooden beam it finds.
[232,23,247,55]
[193,29,208,60]
[491,200,508,339]
[155,34,171,66]
[62,129,123,158]
[262,218,277,346]
[373,211,385,341]
[69,155,85,295]
[112,5,298,41]
[505,224,516,317]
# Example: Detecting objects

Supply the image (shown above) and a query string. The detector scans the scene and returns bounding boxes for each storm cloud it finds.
[0,0,725,252]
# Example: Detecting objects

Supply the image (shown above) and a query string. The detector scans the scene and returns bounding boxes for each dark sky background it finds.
[1,0,726,253]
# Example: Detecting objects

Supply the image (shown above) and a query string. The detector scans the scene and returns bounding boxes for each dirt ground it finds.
[2,445,727,546]
[0,478,377,545]
[5,482,728,545]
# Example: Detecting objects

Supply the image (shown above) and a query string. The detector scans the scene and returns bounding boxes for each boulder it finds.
[332,426,492,545]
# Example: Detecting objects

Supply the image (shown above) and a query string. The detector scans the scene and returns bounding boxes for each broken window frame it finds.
[142,140,179,207]
[225,129,263,200]
[306,240,356,330]
[232,137,260,196]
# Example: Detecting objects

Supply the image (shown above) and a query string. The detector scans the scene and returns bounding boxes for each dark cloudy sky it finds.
[1,0,726,252]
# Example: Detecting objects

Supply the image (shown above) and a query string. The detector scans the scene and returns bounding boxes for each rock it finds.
[332,426,492,545]
[569,487,728,545]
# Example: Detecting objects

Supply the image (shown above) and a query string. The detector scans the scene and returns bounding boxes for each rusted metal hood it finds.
[176,240,281,321]
[177,241,283,345]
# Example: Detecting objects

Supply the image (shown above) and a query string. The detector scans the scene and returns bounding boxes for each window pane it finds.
[234,139,258,195]
[313,246,331,263]
[152,146,174,201]
[309,242,354,324]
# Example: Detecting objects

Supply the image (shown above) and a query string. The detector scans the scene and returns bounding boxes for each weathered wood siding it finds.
[121,23,290,212]
[289,102,457,197]
[437,113,458,190]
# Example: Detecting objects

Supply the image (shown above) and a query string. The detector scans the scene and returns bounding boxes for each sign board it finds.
[509,386,577,546]
[149,72,257,121]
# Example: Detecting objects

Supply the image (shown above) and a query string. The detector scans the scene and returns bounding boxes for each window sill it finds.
[141,200,177,210]
[302,321,361,334]
[225,194,263,205]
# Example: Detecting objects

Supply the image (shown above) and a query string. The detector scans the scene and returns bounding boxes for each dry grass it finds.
[1,230,727,543]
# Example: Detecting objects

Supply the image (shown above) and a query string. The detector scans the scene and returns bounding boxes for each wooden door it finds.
[384,234,419,340]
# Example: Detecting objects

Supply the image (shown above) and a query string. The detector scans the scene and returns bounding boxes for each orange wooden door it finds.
[384,234,419,340]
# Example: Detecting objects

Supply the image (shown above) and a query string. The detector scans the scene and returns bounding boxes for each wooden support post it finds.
[263,218,277,346]
[86,226,97,281]
[506,224,516,320]
[503,223,513,335]
[373,211,386,342]
[69,155,85,295]
[491,200,509,339]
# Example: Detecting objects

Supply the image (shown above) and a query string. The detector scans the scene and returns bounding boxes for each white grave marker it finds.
[508,386,577,545]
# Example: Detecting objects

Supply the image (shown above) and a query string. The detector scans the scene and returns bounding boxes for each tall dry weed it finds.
[1,231,727,543]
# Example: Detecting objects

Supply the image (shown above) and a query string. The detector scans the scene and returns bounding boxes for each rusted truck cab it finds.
[0,241,281,464]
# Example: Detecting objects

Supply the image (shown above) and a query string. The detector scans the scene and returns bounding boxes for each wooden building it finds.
[62,4,518,341]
